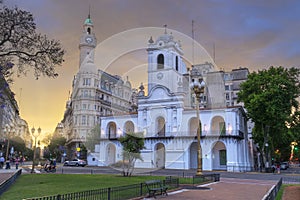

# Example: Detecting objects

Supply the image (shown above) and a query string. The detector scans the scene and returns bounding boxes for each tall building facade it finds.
[61,15,135,159]
[0,75,30,157]
[90,31,254,172]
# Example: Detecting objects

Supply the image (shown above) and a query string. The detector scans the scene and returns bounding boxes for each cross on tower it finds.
[163,24,167,34]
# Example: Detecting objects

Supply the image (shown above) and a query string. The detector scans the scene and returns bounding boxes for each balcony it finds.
[99,130,244,141]
[202,130,244,139]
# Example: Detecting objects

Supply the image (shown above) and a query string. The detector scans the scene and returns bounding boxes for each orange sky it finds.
[6,0,300,134]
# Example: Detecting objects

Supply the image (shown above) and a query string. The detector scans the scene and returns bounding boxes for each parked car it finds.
[280,162,289,170]
[63,159,87,167]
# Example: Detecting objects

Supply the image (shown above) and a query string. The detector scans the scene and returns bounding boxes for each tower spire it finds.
[88,5,91,19]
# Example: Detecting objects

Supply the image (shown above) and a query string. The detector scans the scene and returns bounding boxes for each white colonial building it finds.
[90,29,254,172]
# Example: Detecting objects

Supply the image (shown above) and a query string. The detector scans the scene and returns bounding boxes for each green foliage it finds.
[84,124,100,152]
[0,5,65,82]
[44,134,66,161]
[238,66,300,160]
[119,132,145,176]
[3,136,32,159]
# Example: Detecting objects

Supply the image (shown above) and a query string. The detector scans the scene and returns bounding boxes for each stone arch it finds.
[156,116,166,137]
[154,143,165,168]
[189,117,200,136]
[211,141,227,170]
[106,122,117,138]
[189,142,202,169]
[106,143,116,165]
[211,116,226,136]
[123,121,135,136]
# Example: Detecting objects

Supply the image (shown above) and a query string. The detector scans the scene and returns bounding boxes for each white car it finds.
[63,159,87,167]
[280,162,289,170]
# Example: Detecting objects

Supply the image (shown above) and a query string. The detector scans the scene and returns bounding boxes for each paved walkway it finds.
[147,178,277,200]
[0,169,19,185]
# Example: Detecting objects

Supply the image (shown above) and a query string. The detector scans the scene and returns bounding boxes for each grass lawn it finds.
[0,174,165,200]
[275,184,299,200]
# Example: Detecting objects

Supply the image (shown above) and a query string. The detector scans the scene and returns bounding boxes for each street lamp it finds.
[31,126,41,173]
[189,66,206,175]
[3,124,15,161]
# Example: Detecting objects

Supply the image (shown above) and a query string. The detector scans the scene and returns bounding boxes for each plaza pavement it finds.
[145,178,278,200]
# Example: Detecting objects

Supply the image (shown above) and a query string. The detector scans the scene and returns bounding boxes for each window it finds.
[175,56,178,71]
[157,54,164,69]
[219,150,227,165]
[219,122,226,135]
[83,78,91,86]
[225,85,230,90]
[226,93,230,100]
[82,115,86,125]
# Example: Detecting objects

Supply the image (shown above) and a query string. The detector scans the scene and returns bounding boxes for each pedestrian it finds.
[0,156,4,169]
[15,157,19,169]
[5,160,10,169]
[276,163,280,174]
[271,164,275,173]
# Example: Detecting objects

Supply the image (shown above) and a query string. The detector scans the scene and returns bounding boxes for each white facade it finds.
[91,30,254,172]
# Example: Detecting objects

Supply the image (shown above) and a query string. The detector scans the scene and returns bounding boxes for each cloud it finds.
[5,0,300,131]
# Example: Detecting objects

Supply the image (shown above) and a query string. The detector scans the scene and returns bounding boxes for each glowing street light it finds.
[190,66,206,175]
[31,126,41,173]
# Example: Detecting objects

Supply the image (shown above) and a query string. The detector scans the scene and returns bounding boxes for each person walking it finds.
[15,157,19,169]
[0,156,4,169]
[276,163,280,174]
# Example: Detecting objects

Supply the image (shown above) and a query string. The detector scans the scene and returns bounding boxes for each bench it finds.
[145,180,168,198]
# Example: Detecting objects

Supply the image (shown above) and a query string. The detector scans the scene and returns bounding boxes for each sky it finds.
[3,0,300,135]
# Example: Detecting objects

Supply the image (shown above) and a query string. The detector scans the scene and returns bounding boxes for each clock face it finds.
[85,36,93,44]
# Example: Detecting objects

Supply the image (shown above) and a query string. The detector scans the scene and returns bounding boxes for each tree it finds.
[119,132,145,176]
[84,124,100,152]
[44,134,66,162]
[0,5,65,82]
[238,66,300,165]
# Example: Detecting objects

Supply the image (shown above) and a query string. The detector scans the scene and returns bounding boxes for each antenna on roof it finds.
[192,20,195,65]
[213,42,215,63]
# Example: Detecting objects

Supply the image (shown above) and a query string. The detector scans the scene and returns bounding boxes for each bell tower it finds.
[79,12,97,66]
[147,28,187,93]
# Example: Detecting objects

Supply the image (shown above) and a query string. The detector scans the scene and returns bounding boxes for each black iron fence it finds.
[22,173,219,200]
[22,176,179,200]
[262,178,282,200]
[192,173,220,185]
[0,169,22,196]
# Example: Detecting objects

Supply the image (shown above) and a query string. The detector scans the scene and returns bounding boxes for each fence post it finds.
[140,183,143,196]
[108,187,111,200]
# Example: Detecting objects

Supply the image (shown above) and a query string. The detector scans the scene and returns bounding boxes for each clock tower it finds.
[79,13,97,66]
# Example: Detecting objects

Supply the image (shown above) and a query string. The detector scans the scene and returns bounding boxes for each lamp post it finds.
[189,66,206,175]
[31,126,41,173]
[3,124,15,161]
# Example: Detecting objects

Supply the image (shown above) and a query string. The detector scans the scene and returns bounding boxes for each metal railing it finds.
[0,169,22,196]
[262,178,282,200]
[176,173,220,186]
[22,176,179,200]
